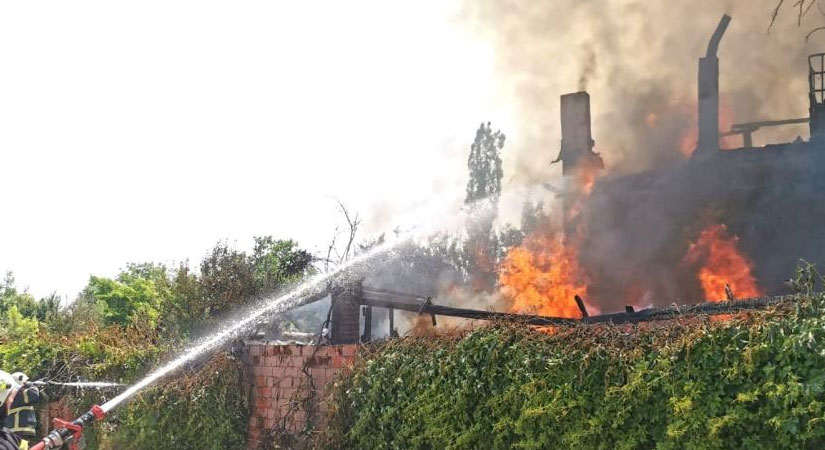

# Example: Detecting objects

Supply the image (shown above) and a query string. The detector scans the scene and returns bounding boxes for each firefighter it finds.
[0,371,22,450]
[3,372,39,446]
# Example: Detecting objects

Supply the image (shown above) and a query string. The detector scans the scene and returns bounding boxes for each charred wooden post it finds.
[809,53,825,142]
[330,281,362,344]
[361,305,372,343]
[574,295,590,318]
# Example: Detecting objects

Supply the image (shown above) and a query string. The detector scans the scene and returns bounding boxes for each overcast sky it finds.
[0,1,517,299]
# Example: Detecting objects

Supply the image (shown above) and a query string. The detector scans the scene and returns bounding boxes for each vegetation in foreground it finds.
[324,270,825,450]
[0,237,312,450]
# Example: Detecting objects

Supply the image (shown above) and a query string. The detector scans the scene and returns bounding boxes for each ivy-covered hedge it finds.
[326,293,825,450]
[99,352,249,450]
[0,328,248,450]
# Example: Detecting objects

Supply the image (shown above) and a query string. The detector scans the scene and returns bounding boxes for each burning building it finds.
[243,12,825,446]
[545,14,825,312]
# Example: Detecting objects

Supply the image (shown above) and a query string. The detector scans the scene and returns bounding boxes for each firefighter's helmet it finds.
[10,372,28,384]
[0,370,17,405]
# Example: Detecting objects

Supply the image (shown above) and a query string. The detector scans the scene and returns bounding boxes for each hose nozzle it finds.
[29,405,105,450]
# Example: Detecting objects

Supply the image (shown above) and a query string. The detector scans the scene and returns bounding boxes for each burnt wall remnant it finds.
[696,14,731,154]
[576,14,825,309]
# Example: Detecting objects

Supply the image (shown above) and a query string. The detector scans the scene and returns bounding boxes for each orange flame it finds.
[678,97,737,156]
[577,166,598,196]
[684,223,762,301]
[498,233,588,318]
[498,156,601,318]
[680,125,698,157]
[719,100,739,150]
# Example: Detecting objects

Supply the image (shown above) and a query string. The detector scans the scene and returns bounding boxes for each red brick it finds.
[342,345,357,357]
[281,387,296,399]
[250,345,261,356]
[259,387,271,398]
[279,404,292,416]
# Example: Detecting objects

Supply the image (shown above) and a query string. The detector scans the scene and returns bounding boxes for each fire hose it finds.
[21,380,120,450]
[28,405,105,450]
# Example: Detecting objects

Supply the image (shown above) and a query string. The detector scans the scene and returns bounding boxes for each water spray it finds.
[29,192,511,448]
[29,380,124,389]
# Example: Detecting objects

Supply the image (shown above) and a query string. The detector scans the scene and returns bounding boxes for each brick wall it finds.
[243,343,358,449]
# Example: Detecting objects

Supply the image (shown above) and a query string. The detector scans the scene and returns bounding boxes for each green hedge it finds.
[326,293,825,450]
[101,352,249,450]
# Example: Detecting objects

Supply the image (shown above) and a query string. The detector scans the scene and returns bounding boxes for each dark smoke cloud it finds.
[577,44,597,92]
[453,0,825,311]
[459,0,821,182]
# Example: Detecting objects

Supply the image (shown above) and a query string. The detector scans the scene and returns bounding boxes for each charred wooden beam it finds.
[360,294,578,326]
[574,295,590,318]
[359,289,796,327]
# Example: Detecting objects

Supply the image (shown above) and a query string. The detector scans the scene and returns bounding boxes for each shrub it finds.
[326,293,825,450]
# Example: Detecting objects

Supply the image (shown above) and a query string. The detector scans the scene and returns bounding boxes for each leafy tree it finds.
[199,241,258,314]
[198,237,313,316]
[250,237,313,292]
[462,123,506,290]
[0,305,39,340]
[1,271,38,317]
[465,122,505,205]
[0,271,61,323]
[81,263,175,327]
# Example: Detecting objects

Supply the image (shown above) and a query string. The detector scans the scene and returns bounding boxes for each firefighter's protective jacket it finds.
[2,386,39,437]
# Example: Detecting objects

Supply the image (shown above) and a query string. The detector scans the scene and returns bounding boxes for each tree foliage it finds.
[0,235,313,450]
[0,271,60,323]
[465,122,505,205]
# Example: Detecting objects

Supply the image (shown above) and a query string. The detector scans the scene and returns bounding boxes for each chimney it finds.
[696,14,731,154]
[555,91,604,236]
[555,91,603,176]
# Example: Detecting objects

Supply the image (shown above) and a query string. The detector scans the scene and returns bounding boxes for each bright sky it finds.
[0,1,513,299]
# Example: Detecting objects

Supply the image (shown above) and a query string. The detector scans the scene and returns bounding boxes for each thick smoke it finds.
[577,44,597,92]
[297,2,825,332]
[459,0,821,181]
[452,0,825,312]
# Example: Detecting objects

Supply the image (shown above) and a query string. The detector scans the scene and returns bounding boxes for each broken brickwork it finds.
[243,343,358,449]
